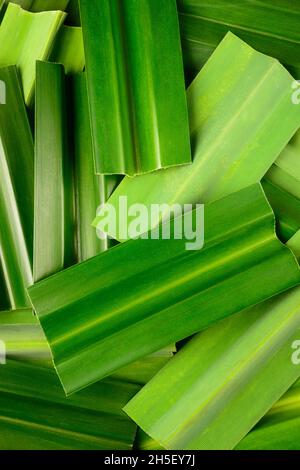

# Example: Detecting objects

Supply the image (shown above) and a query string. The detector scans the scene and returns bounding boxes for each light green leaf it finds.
[50,25,85,75]
[79,0,191,176]
[28,184,300,394]
[0,3,66,105]
[0,66,34,308]
[98,32,300,239]
[34,61,75,282]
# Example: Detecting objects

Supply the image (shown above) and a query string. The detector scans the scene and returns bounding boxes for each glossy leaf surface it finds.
[0,66,34,308]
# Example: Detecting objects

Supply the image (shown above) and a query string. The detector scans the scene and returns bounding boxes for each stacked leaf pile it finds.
[1,0,300,450]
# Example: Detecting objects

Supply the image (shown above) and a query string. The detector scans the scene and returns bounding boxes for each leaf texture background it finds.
[79,0,191,176]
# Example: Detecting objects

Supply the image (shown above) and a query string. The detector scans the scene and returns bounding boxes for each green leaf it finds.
[50,25,85,75]
[28,183,300,394]
[34,61,75,282]
[124,284,300,450]
[237,379,300,450]
[66,0,80,26]
[72,73,120,261]
[0,360,139,450]
[79,0,191,176]
[0,3,66,105]
[287,230,300,262]
[0,66,34,308]
[97,32,300,239]
[262,179,300,242]
[178,0,300,78]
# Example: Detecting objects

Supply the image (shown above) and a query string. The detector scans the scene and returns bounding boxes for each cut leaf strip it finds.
[79,0,191,175]
[28,184,300,394]
[34,61,75,282]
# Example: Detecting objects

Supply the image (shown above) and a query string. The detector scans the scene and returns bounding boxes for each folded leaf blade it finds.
[28,184,300,394]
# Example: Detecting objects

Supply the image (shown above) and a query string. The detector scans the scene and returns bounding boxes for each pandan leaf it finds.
[124,284,300,450]
[28,184,300,394]
[237,379,300,450]
[50,26,85,75]
[0,360,139,450]
[79,0,191,176]
[34,61,75,282]
[178,0,300,78]
[262,179,300,242]
[0,3,66,105]
[262,131,300,241]
[287,230,300,262]
[0,309,51,366]
[72,73,120,261]
[0,66,34,308]
[98,32,300,240]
